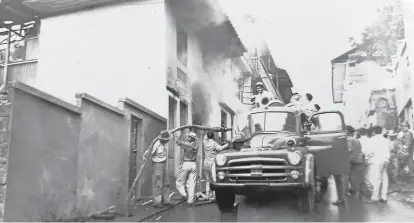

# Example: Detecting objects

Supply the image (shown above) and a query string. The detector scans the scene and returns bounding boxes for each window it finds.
[250,112,297,134]
[180,102,188,126]
[177,68,188,84]
[177,28,188,66]
[310,112,343,132]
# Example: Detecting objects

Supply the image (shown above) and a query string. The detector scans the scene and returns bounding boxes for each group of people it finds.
[144,129,229,208]
[251,81,321,115]
[331,122,414,205]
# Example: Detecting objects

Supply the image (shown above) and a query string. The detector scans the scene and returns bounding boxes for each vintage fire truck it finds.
[210,101,349,213]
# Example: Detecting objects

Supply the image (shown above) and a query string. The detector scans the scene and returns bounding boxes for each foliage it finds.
[350,1,405,66]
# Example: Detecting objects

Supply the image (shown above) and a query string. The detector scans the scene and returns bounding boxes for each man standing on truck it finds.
[175,131,199,206]
[202,131,229,201]
[252,82,273,108]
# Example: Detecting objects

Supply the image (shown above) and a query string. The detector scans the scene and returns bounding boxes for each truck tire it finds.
[215,188,235,212]
[299,185,316,213]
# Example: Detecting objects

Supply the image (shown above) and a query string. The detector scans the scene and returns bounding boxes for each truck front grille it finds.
[226,157,290,182]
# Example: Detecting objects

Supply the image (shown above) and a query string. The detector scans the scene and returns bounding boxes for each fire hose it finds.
[126,125,232,205]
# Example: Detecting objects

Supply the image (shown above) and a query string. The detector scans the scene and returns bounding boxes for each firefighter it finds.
[252,82,273,108]
[175,131,199,206]
[202,131,229,201]
[143,130,173,208]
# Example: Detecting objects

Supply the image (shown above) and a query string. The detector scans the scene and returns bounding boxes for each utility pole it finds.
[1,27,11,93]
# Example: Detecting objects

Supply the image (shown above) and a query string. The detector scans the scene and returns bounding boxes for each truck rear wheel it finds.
[215,188,235,212]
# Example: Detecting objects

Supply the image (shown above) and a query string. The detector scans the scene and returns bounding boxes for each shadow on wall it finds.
[1,82,166,222]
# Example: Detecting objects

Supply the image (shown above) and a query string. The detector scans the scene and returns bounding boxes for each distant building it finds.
[331,48,397,129]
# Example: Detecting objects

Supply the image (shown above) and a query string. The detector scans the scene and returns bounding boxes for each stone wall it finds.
[0,94,11,222]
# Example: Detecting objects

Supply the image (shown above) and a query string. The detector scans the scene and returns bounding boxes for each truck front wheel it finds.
[215,188,235,212]
[299,186,316,213]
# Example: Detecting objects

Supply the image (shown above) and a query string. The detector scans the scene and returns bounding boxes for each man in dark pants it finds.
[332,126,360,205]
[347,125,364,198]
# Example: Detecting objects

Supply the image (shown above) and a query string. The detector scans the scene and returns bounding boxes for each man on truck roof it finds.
[251,82,273,108]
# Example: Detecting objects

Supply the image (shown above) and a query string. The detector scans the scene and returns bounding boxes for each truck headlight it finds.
[216,154,227,166]
[287,151,302,165]
[290,170,300,179]
[217,172,225,180]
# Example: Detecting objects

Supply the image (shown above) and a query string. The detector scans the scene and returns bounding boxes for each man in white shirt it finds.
[143,130,173,208]
[252,82,273,108]
[286,93,303,108]
[303,93,318,116]
[358,128,370,154]
[202,131,229,200]
[363,126,391,203]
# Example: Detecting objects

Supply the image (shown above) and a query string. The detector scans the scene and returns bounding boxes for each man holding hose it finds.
[175,130,199,206]
[143,130,173,208]
[202,131,229,201]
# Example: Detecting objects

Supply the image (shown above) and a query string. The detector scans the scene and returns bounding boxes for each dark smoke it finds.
[191,82,212,125]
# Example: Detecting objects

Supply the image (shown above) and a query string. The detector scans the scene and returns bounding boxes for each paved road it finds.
[142,177,414,222]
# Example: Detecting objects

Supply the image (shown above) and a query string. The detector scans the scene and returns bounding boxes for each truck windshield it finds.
[250,112,296,134]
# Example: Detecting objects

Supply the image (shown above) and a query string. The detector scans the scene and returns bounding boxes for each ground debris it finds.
[389,179,414,207]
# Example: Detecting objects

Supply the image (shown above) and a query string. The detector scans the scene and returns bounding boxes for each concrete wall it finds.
[4,83,81,222]
[35,1,168,119]
[2,82,166,221]
[75,93,128,216]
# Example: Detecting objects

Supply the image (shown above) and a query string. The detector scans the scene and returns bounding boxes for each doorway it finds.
[168,97,178,180]
[129,115,142,200]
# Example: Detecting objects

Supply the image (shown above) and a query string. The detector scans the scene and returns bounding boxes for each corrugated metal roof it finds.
[22,0,134,17]
[0,0,38,28]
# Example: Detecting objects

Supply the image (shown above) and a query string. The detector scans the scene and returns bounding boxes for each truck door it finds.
[306,111,350,178]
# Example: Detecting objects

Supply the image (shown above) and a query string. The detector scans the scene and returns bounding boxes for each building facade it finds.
[331,48,397,129]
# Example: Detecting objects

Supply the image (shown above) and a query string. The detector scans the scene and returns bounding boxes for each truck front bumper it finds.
[210,182,310,190]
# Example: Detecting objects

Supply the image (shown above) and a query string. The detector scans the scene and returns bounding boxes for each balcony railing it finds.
[0,60,38,85]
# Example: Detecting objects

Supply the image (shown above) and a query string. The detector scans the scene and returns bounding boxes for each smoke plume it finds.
[187,0,245,126]
[190,51,244,127]
[191,82,212,125]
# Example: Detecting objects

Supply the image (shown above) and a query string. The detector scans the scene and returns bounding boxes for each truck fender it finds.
[304,154,315,186]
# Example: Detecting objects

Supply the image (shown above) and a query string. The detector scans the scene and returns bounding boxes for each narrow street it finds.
[112,178,414,222]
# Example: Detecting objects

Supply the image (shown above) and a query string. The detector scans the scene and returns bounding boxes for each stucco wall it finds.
[75,94,128,216]
[3,82,167,221]
[4,84,81,222]
[35,1,168,119]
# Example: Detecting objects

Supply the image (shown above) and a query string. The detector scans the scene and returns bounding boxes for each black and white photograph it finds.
[0,0,413,222]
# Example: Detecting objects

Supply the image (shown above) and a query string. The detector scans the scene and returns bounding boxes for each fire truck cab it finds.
[210,103,349,213]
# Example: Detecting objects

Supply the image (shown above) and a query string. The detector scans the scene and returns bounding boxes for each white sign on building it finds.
[332,63,347,103]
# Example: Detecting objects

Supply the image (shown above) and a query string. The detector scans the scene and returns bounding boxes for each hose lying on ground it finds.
[126,125,232,205]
